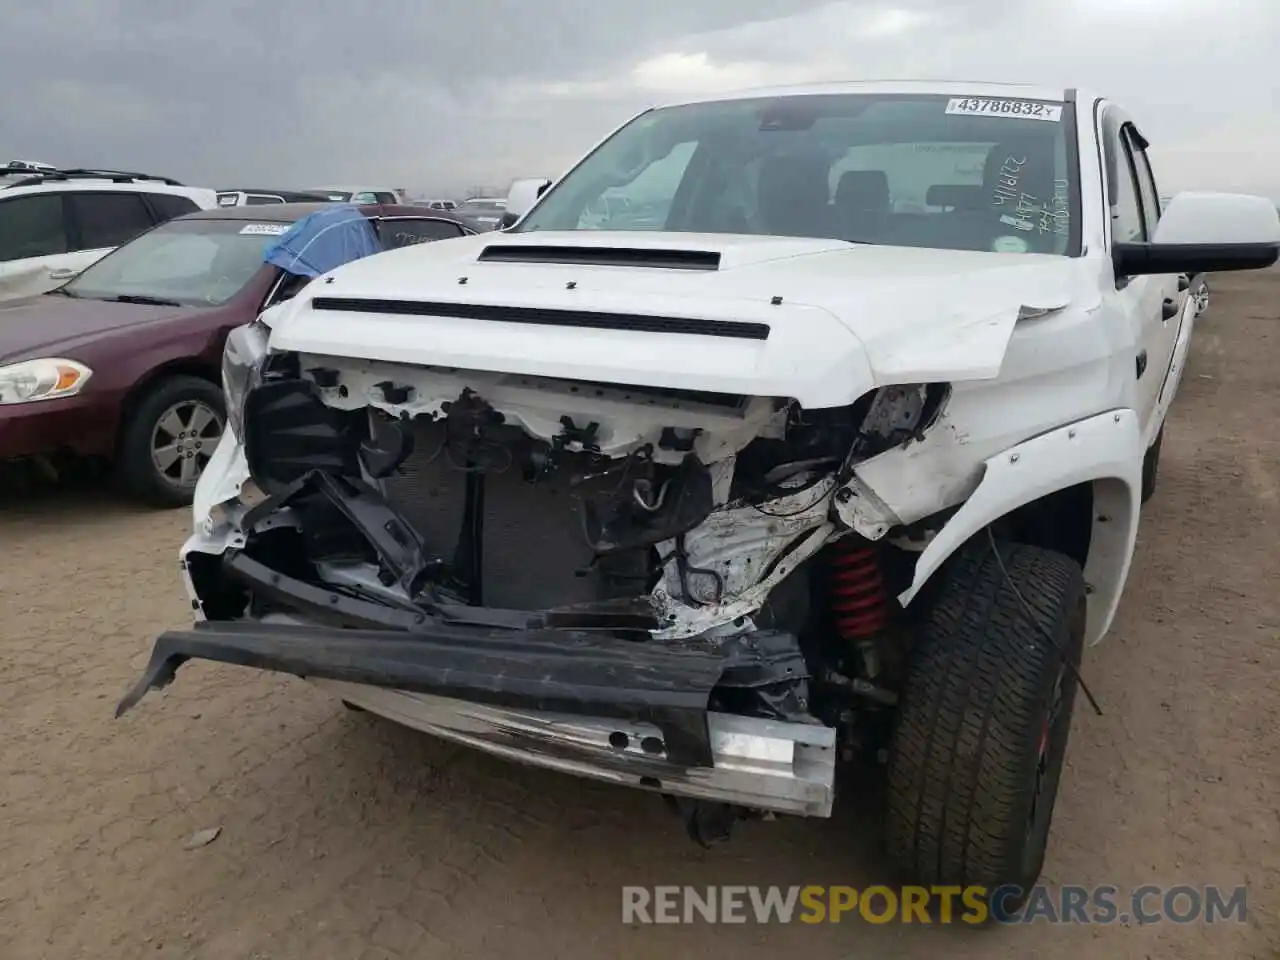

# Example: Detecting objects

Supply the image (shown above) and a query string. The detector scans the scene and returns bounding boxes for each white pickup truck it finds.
[118,81,1279,912]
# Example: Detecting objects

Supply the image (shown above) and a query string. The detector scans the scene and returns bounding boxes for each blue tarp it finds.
[262,204,382,278]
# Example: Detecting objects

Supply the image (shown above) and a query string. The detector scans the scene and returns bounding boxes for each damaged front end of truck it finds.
[116,308,963,833]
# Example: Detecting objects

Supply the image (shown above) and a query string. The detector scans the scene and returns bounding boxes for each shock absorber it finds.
[829,537,890,640]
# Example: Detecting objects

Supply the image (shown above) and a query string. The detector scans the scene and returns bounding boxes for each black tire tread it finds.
[885,539,1085,892]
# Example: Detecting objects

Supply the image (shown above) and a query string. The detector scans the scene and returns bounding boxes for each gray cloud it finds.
[0,0,829,189]
[2,0,1276,197]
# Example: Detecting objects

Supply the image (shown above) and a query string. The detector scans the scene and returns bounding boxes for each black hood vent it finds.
[310,298,769,340]
[477,244,721,271]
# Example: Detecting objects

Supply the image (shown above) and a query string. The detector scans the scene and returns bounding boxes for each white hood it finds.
[268,231,1094,407]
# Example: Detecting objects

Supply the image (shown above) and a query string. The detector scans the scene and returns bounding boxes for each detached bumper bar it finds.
[116,618,836,816]
[117,619,727,765]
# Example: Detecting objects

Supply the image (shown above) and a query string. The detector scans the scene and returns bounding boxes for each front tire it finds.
[117,375,226,508]
[885,540,1085,910]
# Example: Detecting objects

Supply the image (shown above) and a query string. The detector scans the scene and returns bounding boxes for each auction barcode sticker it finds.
[240,223,289,236]
[945,98,1063,122]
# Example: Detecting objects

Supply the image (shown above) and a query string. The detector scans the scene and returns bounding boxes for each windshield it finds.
[61,218,286,306]
[461,200,505,212]
[516,93,1080,256]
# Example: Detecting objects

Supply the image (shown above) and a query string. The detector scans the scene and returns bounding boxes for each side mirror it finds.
[1113,191,1280,277]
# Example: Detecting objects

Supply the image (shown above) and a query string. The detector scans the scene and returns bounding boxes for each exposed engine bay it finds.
[223,351,948,628]
[172,347,957,832]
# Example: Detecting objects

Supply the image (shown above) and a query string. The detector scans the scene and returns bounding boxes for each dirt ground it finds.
[2,269,1278,960]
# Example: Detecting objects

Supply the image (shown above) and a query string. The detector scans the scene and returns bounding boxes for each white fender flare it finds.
[898,408,1143,646]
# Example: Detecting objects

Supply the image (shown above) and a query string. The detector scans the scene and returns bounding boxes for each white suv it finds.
[0,169,217,302]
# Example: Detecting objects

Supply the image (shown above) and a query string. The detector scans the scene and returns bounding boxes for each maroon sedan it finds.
[0,202,475,506]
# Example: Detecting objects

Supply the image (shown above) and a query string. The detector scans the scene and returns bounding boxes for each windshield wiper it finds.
[104,294,184,306]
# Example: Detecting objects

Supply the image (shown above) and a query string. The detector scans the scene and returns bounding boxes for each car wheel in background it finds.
[118,375,226,508]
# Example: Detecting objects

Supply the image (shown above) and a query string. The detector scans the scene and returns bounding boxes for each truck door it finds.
[1127,131,1186,416]
[1101,111,1177,446]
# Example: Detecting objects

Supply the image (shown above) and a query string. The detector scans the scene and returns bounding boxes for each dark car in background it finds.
[308,186,403,204]
[0,203,476,505]
[453,197,507,231]
[216,189,339,207]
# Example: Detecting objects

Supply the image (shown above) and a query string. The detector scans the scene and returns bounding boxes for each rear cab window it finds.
[377,218,467,248]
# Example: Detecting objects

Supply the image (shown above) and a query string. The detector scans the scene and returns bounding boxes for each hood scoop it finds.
[477,244,722,272]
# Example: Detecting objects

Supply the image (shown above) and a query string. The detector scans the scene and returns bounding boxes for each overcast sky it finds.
[3,0,1276,198]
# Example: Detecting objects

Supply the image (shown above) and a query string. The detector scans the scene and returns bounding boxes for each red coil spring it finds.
[829,539,890,639]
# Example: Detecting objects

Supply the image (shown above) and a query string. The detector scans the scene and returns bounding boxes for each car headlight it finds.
[221,321,269,439]
[0,358,93,405]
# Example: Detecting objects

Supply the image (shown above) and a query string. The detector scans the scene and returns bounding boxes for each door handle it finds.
[47,268,76,280]
[1177,275,1190,292]
[1136,349,1148,379]
[1162,298,1179,321]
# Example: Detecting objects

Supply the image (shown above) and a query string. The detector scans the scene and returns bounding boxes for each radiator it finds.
[382,419,614,610]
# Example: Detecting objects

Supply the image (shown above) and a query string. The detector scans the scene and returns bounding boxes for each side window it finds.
[1103,116,1146,243]
[373,192,398,204]
[0,194,68,262]
[147,193,200,221]
[68,192,155,250]
[351,191,378,204]
[1127,129,1161,239]
[378,218,466,248]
